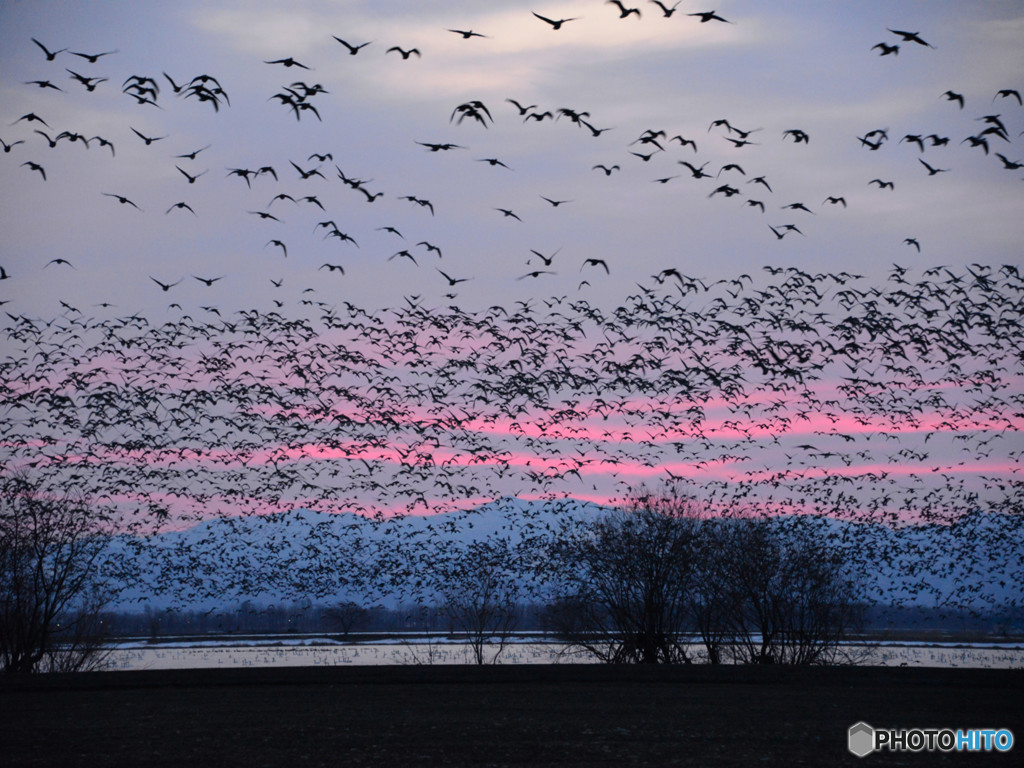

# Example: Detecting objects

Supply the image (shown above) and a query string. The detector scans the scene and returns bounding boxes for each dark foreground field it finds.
[3,665,1021,767]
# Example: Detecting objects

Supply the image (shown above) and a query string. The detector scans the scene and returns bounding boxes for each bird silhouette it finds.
[530,248,560,266]
[416,141,464,152]
[723,136,758,148]
[689,10,732,23]
[649,1,681,17]
[88,135,115,155]
[941,90,965,109]
[162,72,186,93]
[918,158,949,176]
[608,1,642,19]
[332,37,372,55]
[21,161,46,180]
[748,176,772,192]
[386,47,421,60]
[103,192,141,209]
[671,135,698,152]
[265,240,288,257]
[175,145,211,160]
[540,196,571,207]
[451,100,492,127]
[149,276,181,291]
[289,161,325,180]
[887,29,934,48]
[401,239,437,261]
[192,275,224,286]
[437,268,471,286]
[389,250,418,266]
[505,98,537,115]
[66,69,107,91]
[532,12,578,29]
[524,110,554,123]
[176,166,207,184]
[31,38,66,60]
[679,161,711,179]
[960,134,989,155]
[781,202,814,214]
[24,79,64,92]
[994,153,1023,170]
[13,113,50,128]
[903,133,931,153]
[69,48,118,63]
[993,88,1022,106]
[265,57,311,68]
[477,158,512,169]
[226,168,256,188]
[709,184,741,198]
[131,127,167,145]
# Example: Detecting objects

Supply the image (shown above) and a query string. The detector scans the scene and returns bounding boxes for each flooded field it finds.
[103,638,1024,670]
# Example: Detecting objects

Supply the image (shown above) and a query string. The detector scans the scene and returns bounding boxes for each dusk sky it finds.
[2,1,1022,311]
[1,1,1022,530]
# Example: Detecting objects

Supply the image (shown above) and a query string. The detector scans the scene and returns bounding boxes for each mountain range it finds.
[99,498,1023,614]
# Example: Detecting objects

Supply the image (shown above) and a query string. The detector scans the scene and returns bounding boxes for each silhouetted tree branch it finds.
[550,485,705,664]
[0,472,110,673]
[550,484,863,665]
[435,539,522,664]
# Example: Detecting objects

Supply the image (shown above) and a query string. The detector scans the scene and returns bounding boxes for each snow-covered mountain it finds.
[99,498,1024,613]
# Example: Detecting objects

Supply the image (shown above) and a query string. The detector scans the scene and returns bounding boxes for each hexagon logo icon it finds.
[848,722,875,757]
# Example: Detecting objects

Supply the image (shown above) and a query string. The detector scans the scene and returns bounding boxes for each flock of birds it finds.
[3,264,1023,609]
[2,7,1022,299]
[1,6,1022,611]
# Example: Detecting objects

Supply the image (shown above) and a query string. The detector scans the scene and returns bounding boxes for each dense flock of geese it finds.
[3,265,1023,607]
[1,6,1022,609]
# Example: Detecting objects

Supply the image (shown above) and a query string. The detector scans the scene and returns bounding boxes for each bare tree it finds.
[689,521,734,664]
[722,517,863,665]
[435,539,522,665]
[550,485,705,664]
[40,587,112,672]
[326,600,369,639]
[549,485,863,665]
[0,472,110,673]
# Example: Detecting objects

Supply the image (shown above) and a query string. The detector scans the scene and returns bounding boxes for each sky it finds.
[1,1,1022,530]
[1,0,1022,312]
